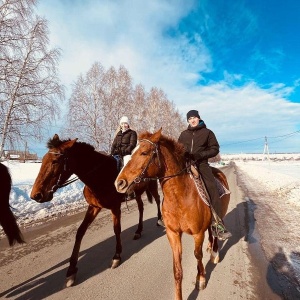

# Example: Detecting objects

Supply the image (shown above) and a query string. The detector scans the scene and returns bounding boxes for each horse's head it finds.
[30,134,77,203]
[115,128,165,193]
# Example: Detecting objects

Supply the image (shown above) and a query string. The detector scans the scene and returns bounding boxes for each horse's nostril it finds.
[117,179,128,191]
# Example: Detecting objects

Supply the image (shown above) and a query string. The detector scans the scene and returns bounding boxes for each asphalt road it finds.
[0,164,290,299]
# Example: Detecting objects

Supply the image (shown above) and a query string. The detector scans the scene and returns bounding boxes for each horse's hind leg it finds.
[133,194,144,240]
[206,227,219,264]
[194,232,206,290]
[65,204,100,287]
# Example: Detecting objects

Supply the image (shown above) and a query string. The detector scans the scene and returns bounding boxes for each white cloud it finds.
[34,0,300,153]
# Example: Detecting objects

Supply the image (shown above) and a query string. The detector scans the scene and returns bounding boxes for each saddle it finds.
[189,163,230,206]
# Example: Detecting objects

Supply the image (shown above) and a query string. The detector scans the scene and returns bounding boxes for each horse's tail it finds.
[0,163,25,246]
[145,179,160,204]
[145,188,153,204]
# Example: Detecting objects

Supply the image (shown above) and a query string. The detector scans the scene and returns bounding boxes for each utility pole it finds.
[24,141,27,163]
[263,136,270,161]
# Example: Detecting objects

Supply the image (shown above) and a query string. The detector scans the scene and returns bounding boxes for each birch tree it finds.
[65,62,105,150]
[0,0,64,157]
[65,62,186,152]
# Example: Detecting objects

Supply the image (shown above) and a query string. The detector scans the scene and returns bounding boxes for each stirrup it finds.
[211,222,232,241]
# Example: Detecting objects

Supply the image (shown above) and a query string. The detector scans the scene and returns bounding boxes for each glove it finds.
[194,153,204,162]
[184,152,194,161]
[113,149,121,156]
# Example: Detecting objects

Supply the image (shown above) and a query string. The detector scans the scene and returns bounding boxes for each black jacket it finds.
[110,129,137,157]
[178,121,219,163]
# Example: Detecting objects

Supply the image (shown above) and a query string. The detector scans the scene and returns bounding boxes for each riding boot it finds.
[211,220,232,241]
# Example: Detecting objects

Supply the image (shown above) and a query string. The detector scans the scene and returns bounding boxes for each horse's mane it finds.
[139,131,185,164]
[47,137,95,152]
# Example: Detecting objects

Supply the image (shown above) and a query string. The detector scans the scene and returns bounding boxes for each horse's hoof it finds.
[64,274,76,288]
[133,233,141,240]
[196,279,206,290]
[210,251,219,264]
[111,258,121,269]
[157,219,165,227]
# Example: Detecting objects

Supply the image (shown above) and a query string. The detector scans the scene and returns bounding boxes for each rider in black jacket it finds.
[178,110,231,240]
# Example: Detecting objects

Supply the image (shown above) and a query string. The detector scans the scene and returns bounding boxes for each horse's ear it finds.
[53,134,60,141]
[62,138,78,150]
[152,128,162,143]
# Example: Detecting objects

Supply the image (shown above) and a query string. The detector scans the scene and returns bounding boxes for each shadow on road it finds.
[267,248,300,299]
[0,217,165,300]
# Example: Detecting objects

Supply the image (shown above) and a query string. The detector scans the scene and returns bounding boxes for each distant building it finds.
[3,150,38,161]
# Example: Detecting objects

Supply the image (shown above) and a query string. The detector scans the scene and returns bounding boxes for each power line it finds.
[220,129,300,148]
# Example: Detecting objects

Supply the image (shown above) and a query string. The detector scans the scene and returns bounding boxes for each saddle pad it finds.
[190,174,210,206]
[190,173,231,207]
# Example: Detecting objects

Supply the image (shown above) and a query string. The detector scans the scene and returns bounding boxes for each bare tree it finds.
[132,83,147,134]
[65,62,186,152]
[144,87,185,137]
[0,0,64,157]
[65,62,105,150]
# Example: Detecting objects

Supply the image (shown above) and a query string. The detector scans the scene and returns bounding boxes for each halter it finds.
[131,139,188,185]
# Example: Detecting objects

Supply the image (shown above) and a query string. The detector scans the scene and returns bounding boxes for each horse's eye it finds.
[141,151,148,156]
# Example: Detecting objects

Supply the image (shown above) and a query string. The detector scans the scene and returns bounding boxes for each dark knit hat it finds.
[186,110,200,121]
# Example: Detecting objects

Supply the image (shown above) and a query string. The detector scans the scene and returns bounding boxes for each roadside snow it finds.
[233,160,300,208]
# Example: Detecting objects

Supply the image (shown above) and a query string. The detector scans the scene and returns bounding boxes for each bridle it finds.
[132,139,161,184]
[131,139,188,186]
[48,151,79,193]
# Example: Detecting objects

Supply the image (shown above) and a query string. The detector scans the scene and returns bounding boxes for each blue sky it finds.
[32,0,300,155]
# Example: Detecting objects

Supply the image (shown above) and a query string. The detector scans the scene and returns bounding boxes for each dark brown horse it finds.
[0,162,25,246]
[30,134,163,287]
[115,129,230,300]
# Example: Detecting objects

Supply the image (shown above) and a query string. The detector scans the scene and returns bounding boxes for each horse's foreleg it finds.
[65,205,100,288]
[134,195,144,240]
[166,230,183,300]
[111,206,122,268]
[194,232,206,290]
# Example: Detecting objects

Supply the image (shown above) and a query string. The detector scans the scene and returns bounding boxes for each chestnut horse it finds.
[115,129,230,300]
[30,134,163,287]
[0,162,25,246]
